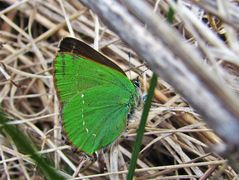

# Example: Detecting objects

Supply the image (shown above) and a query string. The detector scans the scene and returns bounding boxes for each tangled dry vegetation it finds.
[0,0,239,179]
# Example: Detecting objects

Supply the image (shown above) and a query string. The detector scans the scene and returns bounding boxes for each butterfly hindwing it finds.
[63,86,130,154]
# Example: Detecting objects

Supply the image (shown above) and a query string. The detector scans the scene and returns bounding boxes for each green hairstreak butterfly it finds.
[54,37,139,154]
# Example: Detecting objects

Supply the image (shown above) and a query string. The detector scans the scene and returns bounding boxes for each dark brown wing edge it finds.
[59,37,126,76]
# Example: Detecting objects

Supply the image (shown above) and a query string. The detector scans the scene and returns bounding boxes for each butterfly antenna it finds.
[126,51,146,79]
[125,61,147,77]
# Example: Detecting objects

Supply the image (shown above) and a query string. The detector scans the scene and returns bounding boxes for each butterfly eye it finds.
[133,79,141,88]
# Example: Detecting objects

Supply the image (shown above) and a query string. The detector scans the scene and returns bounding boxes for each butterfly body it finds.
[54,38,138,154]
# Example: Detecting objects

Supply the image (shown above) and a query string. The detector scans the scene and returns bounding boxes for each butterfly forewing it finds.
[58,37,126,75]
[55,53,131,103]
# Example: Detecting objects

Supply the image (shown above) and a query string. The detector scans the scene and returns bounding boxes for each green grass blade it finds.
[167,6,175,24]
[127,73,158,180]
[0,110,65,180]
[127,6,175,179]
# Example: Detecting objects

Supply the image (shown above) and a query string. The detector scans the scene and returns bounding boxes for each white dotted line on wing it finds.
[81,93,97,138]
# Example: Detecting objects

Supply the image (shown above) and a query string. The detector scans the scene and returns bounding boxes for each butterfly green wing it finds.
[54,53,138,154]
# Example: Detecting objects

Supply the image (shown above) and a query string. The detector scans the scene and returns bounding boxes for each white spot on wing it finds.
[85,128,89,133]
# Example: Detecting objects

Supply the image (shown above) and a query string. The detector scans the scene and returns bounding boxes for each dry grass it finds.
[0,0,239,179]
